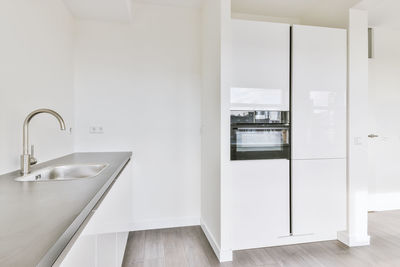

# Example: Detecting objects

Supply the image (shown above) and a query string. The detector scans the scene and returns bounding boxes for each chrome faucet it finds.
[21,109,66,175]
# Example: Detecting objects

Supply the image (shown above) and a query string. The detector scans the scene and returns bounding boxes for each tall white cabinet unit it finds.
[291,25,347,236]
[231,21,347,251]
[231,19,291,250]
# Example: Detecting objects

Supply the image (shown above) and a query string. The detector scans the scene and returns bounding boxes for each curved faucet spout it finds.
[21,109,66,174]
[23,109,66,154]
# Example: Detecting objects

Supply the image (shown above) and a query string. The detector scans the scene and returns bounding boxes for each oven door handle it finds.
[233,127,289,131]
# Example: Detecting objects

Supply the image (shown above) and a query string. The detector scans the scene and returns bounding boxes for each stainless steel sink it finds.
[15,164,108,182]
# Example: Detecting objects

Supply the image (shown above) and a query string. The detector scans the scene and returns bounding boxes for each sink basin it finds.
[15,164,108,182]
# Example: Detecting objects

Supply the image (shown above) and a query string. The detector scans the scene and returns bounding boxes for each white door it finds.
[291,25,347,160]
[231,19,290,111]
[292,159,346,235]
[232,160,290,250]
[291,25,347,236]
[368,28,400,211]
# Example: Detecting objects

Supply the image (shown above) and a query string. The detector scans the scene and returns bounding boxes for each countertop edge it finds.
[36,153,132,267]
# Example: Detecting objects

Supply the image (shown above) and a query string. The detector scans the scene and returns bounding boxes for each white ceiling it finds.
[63,0,369,27]
[355,0,400,29]
[232,0,362,28]
[62,0,203,22]
[62,0,132,22]
[133,0,203,8]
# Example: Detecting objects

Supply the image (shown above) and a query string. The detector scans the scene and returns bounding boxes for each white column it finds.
[220,0,233,261]
[338,8,370,247]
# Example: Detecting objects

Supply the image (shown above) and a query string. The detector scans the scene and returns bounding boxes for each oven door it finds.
[231,125,290,160]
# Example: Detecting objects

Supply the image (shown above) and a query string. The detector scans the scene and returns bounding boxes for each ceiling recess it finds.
[62,0,204,22]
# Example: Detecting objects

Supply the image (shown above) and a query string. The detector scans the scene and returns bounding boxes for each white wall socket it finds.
[354,137,362,145]
[89,126,104,134]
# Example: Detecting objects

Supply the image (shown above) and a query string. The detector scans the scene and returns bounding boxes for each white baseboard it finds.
[130,217,200,231]
[369,193,400,211]
[200,220,233,262]
[337,231,370,247]
[233,232,339,251]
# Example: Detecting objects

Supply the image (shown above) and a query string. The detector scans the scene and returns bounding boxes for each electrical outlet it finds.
[89,126,104,134]
[354,137,362,145]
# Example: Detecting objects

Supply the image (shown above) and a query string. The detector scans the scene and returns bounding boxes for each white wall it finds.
[220,0,233,261]
[73,3,202,229]
[0,0,75,174]
[201,0,232,261]
[368,27,400,211]
[338,8,370,247]
[200,0,222,256]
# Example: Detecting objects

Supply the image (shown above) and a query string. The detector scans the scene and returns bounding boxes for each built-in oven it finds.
[231,111,290,160]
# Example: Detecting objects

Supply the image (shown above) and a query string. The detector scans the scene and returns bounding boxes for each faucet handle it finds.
[30,145,37,165]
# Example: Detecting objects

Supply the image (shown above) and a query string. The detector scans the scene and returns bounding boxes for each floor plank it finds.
[123,210,400,267]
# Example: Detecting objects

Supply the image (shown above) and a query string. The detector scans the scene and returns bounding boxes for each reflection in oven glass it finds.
[236,129,287,152]
[230,110,290,160]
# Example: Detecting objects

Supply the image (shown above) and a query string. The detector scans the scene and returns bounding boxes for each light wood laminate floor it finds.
[123,210,400,267]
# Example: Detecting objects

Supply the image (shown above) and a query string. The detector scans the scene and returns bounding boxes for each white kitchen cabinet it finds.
[56,161,132,267]
[83,161,133,235]
[292,159,346,235]
[58,232,129,267]
[291,25,347,160]
[231,19,290,111]
[230,22,347,249]
[97,232,129,267]
[232,159,290,250]
[58,234,97,267]
[291,25,347,239]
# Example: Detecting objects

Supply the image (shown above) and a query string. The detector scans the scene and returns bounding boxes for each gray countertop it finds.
[0,152,132,267]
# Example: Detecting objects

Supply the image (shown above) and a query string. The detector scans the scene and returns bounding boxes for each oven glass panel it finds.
[236,128,288,152]
[231,126,290,160]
